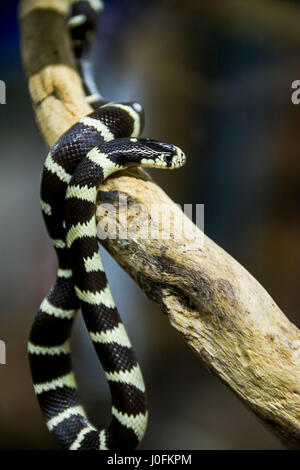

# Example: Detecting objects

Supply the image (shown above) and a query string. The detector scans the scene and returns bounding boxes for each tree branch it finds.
[19,0,300,448]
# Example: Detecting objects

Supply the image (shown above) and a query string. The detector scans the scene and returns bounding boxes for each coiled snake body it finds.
[28,0,185,450]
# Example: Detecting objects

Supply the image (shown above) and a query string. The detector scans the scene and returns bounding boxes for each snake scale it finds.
[28,0,186,450]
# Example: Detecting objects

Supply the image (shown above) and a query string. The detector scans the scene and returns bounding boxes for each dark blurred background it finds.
[0,0,299,450]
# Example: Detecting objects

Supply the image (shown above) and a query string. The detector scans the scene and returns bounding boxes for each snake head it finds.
[130,138,186,169]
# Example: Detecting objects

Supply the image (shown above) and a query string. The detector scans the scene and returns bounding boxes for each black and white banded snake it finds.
[28,0,186,450]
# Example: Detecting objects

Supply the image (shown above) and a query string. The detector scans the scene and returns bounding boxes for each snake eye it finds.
[169,148,186,168]
[164,154,174,166]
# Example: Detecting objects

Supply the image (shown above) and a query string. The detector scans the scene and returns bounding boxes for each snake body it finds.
[68,0,105,108]
[28,0,185,450]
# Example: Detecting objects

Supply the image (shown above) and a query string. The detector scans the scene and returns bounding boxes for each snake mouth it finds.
[171,147,186,168]
[162,147,186,168]
[150,149,186,169]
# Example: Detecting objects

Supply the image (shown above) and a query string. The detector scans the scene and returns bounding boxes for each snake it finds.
[28,0,186,450]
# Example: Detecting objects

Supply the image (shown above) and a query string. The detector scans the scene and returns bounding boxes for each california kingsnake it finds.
[28,0,186,450]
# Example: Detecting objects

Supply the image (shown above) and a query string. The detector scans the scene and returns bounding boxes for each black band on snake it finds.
[28,0,186,450]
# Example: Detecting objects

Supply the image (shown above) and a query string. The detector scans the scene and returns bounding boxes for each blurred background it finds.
[0,0,300,450]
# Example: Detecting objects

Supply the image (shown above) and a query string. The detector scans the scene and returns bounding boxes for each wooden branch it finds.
[19,0,300,448]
